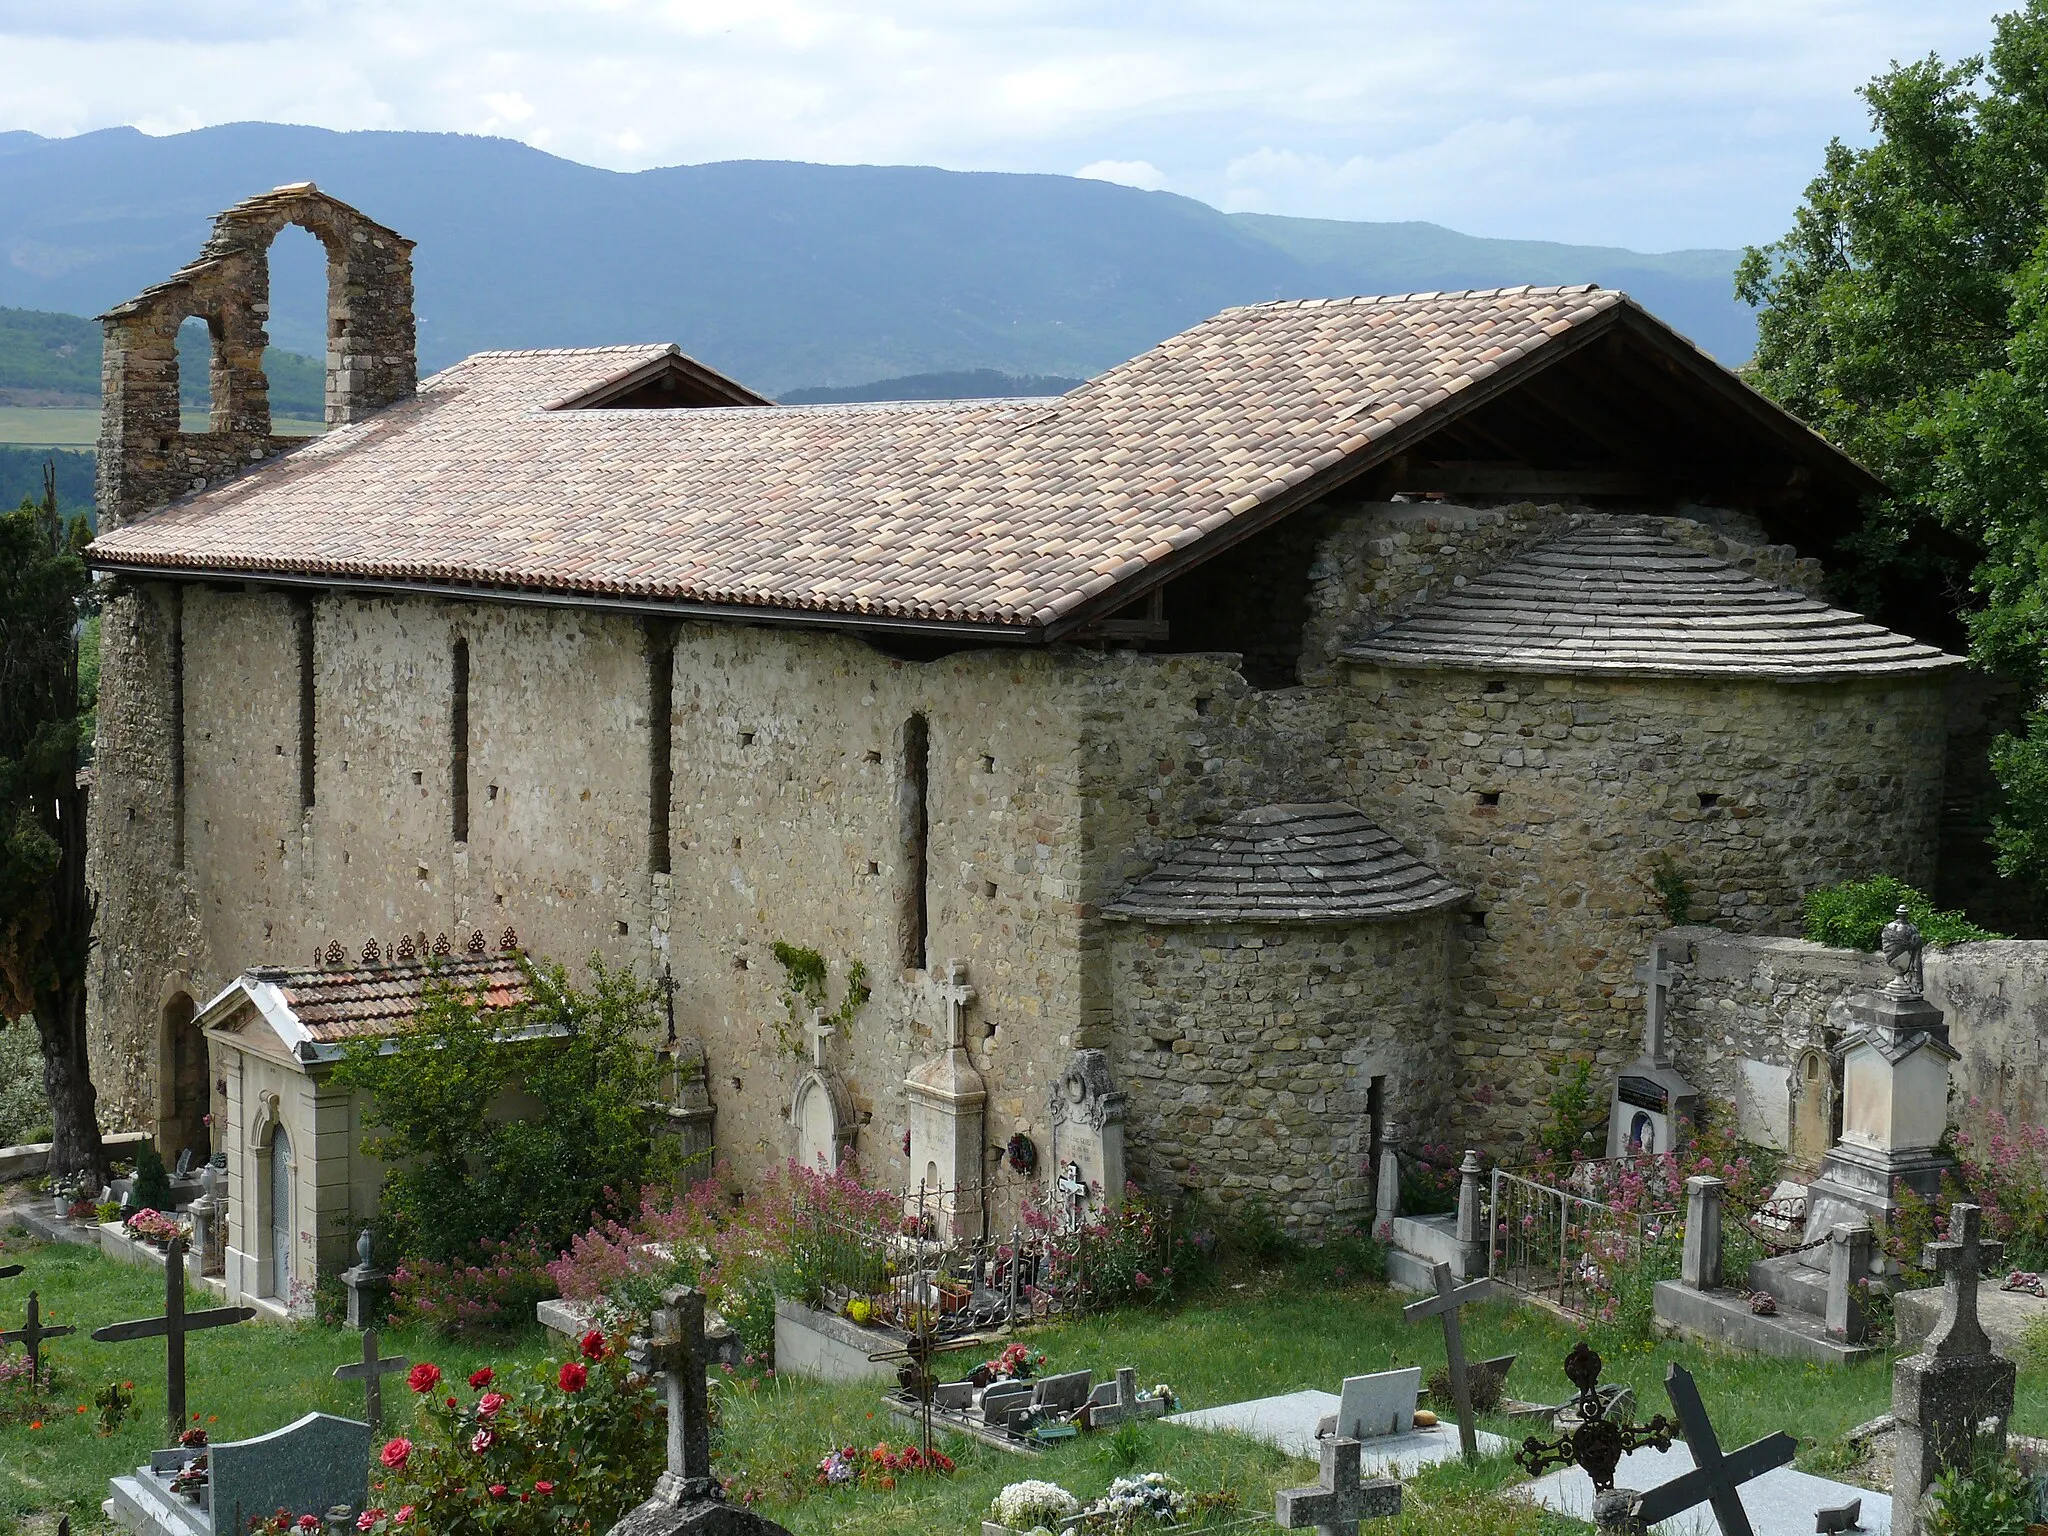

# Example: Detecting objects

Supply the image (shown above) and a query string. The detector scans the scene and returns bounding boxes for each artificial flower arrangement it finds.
[991,1479,1082,1531]
[1079,1473,1198,1533]
[815,1440,956,1491]
[981,1341,1047,1382]
[124,1208,182,1246]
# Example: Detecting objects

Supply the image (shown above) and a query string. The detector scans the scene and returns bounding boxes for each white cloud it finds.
[1076,159,1168,191]
[0,0,2005,250]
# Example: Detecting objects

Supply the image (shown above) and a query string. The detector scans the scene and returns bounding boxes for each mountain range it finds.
[0,123,1755,395]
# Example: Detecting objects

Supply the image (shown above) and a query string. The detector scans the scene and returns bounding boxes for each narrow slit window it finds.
[648,626,673,875]
[902,713,930,971]
[450,637,470,843]
[296,597,316,810]
[170,585,186,864]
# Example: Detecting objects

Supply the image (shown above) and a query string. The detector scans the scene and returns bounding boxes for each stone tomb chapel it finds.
[82,185,1961,1281]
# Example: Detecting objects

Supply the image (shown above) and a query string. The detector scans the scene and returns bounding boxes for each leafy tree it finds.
[0,460,105,1179]
[1738,3,2048,892]
[333,955,675,1263]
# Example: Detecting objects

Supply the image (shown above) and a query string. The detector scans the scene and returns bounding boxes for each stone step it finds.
[104,1469,209,1536]
[1747,1252,1829,1315]
[1653,1281,1880,1365]
[1391,1214,1462,1267]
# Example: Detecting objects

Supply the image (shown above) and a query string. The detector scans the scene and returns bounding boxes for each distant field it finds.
[0,407,325,446]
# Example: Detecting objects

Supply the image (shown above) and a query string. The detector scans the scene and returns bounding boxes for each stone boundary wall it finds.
[1658,926,2048,1157]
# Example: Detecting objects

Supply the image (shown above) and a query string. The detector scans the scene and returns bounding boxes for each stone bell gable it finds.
[95,182,416,529]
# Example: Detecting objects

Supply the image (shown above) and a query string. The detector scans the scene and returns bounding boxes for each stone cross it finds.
[1892,1203,2016,1536]
[89,1238,256,1439]
[628,1285,712,1494]
[936,959,976,1050]
[1632,1363,1795,1536]
[332,1327,408,1438]
[1275,1436,1402,1536]
[1401,1261,1492,1460]
[1635,943,1676,1064]
[804,1008,835,1070]
[1,1290,75,1388]
[1922,1202,2002,1360]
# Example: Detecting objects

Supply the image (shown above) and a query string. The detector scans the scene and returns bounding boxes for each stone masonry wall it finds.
[1107,918,1456,1235]
[1331,666,1951,1154]
[1659,927,2048,1161]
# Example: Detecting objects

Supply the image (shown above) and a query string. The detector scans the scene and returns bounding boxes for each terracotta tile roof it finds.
[1104,803,1468,925]
[263,953,530,1043]
[1344,525,1961,680]
[87,286,1660,632]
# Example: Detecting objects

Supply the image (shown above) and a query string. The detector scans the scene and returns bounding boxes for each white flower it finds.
[994,1480,1081,1529]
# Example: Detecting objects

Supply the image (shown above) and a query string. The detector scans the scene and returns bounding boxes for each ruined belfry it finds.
[84,185,1959,1274]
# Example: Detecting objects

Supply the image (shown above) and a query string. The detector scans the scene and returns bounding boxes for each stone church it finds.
[82,185,1959,1287]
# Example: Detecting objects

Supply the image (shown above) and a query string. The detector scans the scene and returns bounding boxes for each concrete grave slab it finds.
[1163,1390,1506,1476]
[1337,1368,1422,1440]
[1030,1370,1094,1414]
[1525,1440,1891,1536]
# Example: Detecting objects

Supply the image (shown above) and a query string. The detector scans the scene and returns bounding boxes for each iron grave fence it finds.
[1488,1156,1681,1318]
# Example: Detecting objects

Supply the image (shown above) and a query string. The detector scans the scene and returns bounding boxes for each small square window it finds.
[1484,680,1507,695]
[411,770,423,786]
[1477,791,1501,807]
[616,920,629,936]
[1698,792,1720,809]
[867,860,880,875]
[981,755,996,774]
[984,881,999,899]
[739,730,755,746]
[864,749,883,763]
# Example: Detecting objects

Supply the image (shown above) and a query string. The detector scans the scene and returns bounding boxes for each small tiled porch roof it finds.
[199,949,533,1060]
[1104,803,1467,925]
[1344,525,1960,680]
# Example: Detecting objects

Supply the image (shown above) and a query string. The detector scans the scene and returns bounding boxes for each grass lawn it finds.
[0,407,325,447]
[7,1233,2046,1536]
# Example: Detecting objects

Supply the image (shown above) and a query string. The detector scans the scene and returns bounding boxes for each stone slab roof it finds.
[200,946,532,1052]
[1343,525,1959,680]
[86,285,1868,637]
[1105,803,1467,925]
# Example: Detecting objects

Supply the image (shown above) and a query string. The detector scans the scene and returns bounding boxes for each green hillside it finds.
[0,446,94,515]
[0,306,326,416]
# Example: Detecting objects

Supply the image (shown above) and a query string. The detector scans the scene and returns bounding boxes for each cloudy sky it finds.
[0,1,2001,252]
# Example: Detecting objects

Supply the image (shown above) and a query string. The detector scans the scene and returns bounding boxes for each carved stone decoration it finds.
[1047,1049,1127,1222]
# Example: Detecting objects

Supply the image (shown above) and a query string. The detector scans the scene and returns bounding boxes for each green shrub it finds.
[1649,851,1693,925]
[1926,1446,2034,1536]
[1539,1060,1607,1164]
[1802,875,2003,951]
[333,955,676,1265]
[0,1021,51,1147]
[130,1143,173,1212]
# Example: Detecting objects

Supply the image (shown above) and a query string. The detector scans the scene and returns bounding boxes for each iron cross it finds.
[1401,1261,1493,1460]
[1,1290,76,1388]
[89,1238,255,1439]
[332,1327,408,1438]
[1633,1362,1795,1536]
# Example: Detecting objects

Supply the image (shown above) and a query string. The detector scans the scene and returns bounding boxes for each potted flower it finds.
[988,1479,1081,1536]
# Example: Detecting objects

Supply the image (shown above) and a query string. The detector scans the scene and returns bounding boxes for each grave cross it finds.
[1401,1261,1493,1460]
[1922,1202,2004,1360]
[89,1238,255,1439]
[804,1007,835,1070]
[332,1327,408,1438]
[629,1285,713,1495]
[936,959,976,1050]
[1632,1363,1795,1536]
[0,1290,75,1388]
[1275,1437,1402,1536]
[1635,942,1676,1064]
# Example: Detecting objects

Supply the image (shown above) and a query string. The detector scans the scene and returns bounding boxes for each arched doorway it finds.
[265,1124,293,1301]
[161,992,209,1167]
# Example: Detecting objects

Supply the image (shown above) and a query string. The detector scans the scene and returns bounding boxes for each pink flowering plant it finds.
[390,1230,558,1337]
[1023,1183,1177,1309]
[358,1327,662,1534]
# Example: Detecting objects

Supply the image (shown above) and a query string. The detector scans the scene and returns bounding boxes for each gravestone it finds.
[90,1238,255,1438]
[1605,942,1698,1158]
[1330,1367,1421,1440]
[609,1285,796,1536]
[212,1413,370,1536]
[1,1290,75,1387]
[1631,1363,1796,1536]
[978,1380,1033,1426]
[331,1328,407,1438]
[1892,1204,2015,1536]
[904,962,986,1236]
[1083,1367,1169,1429]
[1046,1048,1126,1224]
[1029,1369,1094,1416]
[791,1010,853,1174]
[1275,1438,1402,1536]
[339,1229,387,1330]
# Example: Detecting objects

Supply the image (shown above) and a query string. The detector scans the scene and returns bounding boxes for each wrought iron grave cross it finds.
[1516,1342,1674,1492]
[1922,1202,2003,1359]
[1275,1437,1402,1536]
[1633,1363,1795,1536]
[1401,1261,1493,1460]
[89,1238,255,1438]
[0,1290,75,1388]
[332,1327,408,1437]
[936,960,976,1049]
